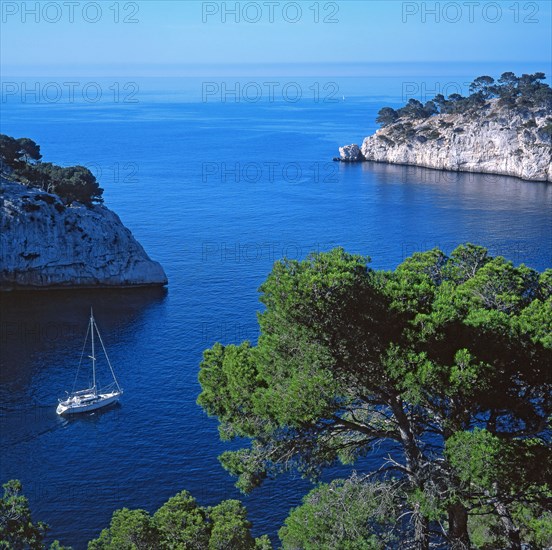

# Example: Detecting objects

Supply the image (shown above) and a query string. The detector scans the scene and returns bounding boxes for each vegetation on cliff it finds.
[376,72,552,131]
[0,134,103,206]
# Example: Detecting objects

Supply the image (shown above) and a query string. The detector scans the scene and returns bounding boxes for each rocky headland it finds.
[336,72,552,182]
[0,135,167,290]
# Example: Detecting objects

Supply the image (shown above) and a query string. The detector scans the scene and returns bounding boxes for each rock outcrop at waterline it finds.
[337,99,552,182]
[0,179,167,290]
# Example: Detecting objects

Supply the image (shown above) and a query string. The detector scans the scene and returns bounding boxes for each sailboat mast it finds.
[90,308,96,391]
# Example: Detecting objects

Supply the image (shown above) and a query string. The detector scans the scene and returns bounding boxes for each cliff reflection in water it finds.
[337,161,552,267]
[361,161,552,200]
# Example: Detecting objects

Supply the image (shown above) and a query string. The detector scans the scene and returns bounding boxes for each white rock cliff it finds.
[341,100,552,182]
[0,179,168,290]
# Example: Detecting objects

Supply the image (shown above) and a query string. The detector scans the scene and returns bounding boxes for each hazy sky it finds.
[1,0,551,75]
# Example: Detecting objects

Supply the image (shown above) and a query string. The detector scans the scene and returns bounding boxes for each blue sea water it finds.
[0,74,551,548]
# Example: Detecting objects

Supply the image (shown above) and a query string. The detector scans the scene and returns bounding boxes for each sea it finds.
[1,66,551,548]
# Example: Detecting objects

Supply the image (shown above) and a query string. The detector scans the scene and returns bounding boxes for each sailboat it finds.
[56,309,123,415]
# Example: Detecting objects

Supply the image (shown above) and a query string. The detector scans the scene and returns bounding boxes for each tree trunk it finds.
[390,396,430,550]
[390,396,422,473]
[413,503,430,550]
[495,500,521,550]
[448,502,470,549]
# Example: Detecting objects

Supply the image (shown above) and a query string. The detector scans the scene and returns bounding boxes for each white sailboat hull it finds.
[56,310,123,415]
[56,391,122,415]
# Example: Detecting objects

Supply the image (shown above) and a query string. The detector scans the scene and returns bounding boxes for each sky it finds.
[1,0,551,76]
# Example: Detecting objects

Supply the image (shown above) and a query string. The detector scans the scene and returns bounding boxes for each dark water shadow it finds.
[0,286,168,389]
[354,161,552,194]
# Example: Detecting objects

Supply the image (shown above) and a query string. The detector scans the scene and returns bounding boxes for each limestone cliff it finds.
[338,100,552,182]
[0,179,167,290]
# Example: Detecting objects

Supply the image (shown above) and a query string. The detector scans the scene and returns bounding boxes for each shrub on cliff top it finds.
[0,134,103,206]
[376,72,551,128]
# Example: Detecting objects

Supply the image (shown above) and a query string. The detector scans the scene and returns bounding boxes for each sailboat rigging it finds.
[56,309,123,415]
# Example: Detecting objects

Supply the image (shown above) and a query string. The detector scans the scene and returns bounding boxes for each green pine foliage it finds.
[376,72,552,127]
[0,480,71,550]
[198,244,552,548]
[87,491,272,550]
[0,134,103,206]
